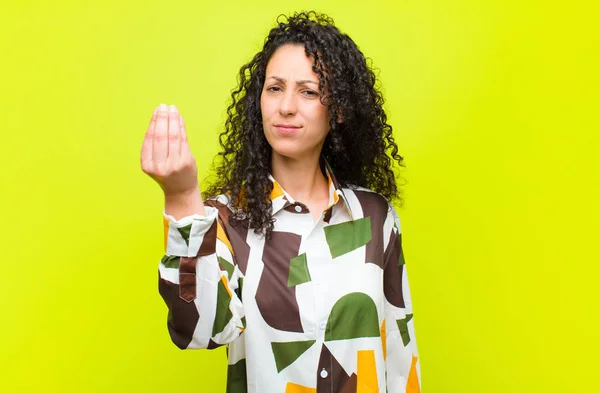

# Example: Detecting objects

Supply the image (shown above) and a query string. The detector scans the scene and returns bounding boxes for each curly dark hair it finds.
[203,10,405,237]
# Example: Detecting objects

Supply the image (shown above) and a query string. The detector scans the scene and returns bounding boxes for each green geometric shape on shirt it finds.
[396,314,413,346]
[161,255,180,269]
[323,217,372,259]
[218,256,234,279]
[271,340,316,373]
[397,233,405,266]
[177,224,192,246]
[398,246,405,266]
[235,276,244,300]
[227,358,247,393]
[325,292,380,341]
[212,278,233,337]
[288,253,311,287]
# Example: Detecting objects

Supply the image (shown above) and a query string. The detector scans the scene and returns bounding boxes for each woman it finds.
[141,11,421,393]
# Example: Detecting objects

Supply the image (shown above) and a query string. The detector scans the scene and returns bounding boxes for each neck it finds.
[271,151,328,203]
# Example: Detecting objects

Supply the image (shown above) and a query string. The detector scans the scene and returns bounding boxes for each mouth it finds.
[274,124,302,135]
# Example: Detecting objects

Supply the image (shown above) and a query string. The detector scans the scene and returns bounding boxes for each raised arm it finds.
[141,104,245,349]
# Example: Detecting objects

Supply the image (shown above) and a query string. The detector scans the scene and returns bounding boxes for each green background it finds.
[1,0,598,392]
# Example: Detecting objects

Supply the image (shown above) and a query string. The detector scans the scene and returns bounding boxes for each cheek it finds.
[260,93,272,117]
[260,95,277,117]
[307,104,331,127]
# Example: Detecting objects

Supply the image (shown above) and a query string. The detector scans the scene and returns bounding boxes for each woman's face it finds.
[260,43,332,162]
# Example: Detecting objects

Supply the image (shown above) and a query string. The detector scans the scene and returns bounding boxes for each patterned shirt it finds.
[158,163,421,393]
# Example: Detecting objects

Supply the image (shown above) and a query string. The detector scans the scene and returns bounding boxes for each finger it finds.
[179,115,186,138]
[167,105,181,160]
[179,114,190,160]
[141,107,158,164]
[153,103,169,163]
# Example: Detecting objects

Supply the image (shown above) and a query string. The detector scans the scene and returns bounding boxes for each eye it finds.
[267,86,282,92]
[302,90,318,97]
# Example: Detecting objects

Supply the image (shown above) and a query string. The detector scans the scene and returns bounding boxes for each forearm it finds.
[159,205,245,349]
[159,254,245,350]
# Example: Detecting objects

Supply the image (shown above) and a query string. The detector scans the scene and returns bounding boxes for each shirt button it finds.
[294,205,302,213]
[320,368,329,379]
[319,321,327,330]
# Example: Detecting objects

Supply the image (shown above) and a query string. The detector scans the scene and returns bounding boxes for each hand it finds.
[141,104,199,197]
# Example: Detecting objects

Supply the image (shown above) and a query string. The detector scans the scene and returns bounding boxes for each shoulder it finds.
[204,194,236,218]
[342,185,402,230]
[204,193,231,207]
[343,185,391,210]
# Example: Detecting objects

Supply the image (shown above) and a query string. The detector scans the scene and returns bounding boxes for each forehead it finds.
[265,44,319,78]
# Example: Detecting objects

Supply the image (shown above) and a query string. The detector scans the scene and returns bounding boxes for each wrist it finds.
[164,186,205,219]
[164,184,200,201]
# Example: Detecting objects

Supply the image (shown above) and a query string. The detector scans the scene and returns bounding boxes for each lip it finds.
[274,124,302,135]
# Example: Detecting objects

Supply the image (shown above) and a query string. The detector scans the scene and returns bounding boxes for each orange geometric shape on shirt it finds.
[217,222,234,255]
[325,171,339,202]
[163,216,169,252]
[357,350,378,393]
[406,355,420,393]
[270,181,285,200]
[285,382,316,393]
[380,320,387,361]
[220,275,233,299]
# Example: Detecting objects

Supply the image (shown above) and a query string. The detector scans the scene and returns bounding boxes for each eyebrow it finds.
[266,76,319,86]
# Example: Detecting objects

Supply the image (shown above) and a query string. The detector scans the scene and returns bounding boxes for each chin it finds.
[271,145,304,160]
[266,135,323,162]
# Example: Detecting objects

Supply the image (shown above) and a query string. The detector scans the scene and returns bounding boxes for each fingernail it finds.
[159,103,167,111]
[169,105,178,112]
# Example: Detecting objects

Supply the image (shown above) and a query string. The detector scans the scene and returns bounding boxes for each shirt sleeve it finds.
[383,204,422,392]
[158,203,245,350]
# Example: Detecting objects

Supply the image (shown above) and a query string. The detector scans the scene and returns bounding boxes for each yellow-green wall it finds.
[1,1,597,392]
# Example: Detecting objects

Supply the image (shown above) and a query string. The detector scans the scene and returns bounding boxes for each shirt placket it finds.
[308,208,338,392]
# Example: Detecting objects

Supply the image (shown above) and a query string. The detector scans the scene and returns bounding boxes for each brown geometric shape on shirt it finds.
[205,199,251,275]
[197,220,217,256]
[158,273,199,349]
[323,207,333,223]
[229,222,250,275]
[283,201,309,214]
[339,373,357,393]
[383,230,405,308]
[207,338,223,350]
[178,256,197,302]
[353,190,388,268]
[255,231,304,332]
[204,198,233,226]
[317,344,350,393]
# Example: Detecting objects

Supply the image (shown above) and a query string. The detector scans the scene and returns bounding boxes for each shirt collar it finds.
[268,158,355,220]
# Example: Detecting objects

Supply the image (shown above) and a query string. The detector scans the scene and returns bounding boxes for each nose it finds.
[278,89,297,116]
